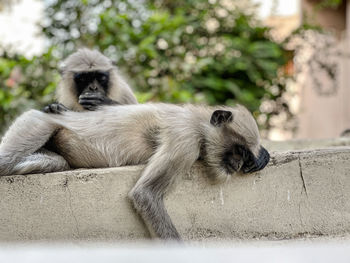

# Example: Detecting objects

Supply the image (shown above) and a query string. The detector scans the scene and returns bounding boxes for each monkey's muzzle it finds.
[242,146,270,174]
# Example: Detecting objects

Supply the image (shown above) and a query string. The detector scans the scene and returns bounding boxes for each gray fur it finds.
[57,48,137,111]
[0,103,266,240]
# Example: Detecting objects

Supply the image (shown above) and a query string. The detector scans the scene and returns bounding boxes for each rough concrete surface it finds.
[0,148,349,242]
[263,137,350,152]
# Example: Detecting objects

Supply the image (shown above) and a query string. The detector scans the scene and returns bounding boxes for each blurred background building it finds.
[296,0,350,139]
[0,0,349,140]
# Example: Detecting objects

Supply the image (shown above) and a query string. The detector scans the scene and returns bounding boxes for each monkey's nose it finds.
[88,85,98,91]
[242,147,270,174]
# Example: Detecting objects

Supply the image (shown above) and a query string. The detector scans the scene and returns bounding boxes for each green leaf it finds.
[248,42,282,59]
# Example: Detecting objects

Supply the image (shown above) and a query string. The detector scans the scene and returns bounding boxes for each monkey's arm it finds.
[79,93,120,111]
[128,141,199,240]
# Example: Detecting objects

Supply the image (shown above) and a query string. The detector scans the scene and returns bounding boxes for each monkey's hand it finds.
[42,103,69,114]
[79,93,119,111]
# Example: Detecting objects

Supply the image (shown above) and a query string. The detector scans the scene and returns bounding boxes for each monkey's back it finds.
[51,103,186,169]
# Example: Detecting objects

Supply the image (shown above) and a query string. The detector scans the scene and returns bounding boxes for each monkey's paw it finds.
[79,93,106,111]
[42,103,69,114]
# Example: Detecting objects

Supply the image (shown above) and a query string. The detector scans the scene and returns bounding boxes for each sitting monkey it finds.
[43,48,137,114]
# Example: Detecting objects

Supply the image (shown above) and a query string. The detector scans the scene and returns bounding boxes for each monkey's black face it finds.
[222,144,270,174]
[207,109,270,180]
[74,71,109,95]
[73,71,115,110]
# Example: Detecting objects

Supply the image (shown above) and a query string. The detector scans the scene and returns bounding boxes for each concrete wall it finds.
[263,137,350,151]
[297,1,350,139]
[302,0,346,34]
[0,147,350,242]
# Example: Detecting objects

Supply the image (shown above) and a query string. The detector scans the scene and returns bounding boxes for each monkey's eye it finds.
[74,73,86,84]
[236,144,256,172]
[235,145,247,159]
[97,73,109,84]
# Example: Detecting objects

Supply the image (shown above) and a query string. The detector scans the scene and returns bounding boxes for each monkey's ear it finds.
[210,110,233,127]
[58,68,65,75]
[58,62,66,75]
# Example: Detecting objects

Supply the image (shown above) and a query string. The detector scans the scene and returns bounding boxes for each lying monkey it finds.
[0,103,270,240]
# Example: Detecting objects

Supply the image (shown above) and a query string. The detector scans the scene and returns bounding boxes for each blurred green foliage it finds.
[0,0,291,134]
[0,48,60,132]
[316,0,343,9]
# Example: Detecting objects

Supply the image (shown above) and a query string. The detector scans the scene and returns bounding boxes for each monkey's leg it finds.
[129,167,180,239]
[0,110,58,176]
[12,150,70,175]
[128,144,198,240]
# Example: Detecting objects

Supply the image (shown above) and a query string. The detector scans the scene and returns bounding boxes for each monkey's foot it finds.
[42,103,69,114]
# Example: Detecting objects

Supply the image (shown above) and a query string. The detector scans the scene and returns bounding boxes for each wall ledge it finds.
[0,147,350,241]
